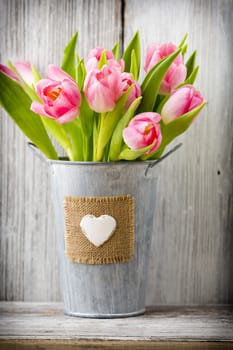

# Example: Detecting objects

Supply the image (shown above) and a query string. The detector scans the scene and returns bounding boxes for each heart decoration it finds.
[80,214,117,247]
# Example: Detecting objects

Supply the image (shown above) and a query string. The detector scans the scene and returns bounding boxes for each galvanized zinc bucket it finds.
[29,143,181,318]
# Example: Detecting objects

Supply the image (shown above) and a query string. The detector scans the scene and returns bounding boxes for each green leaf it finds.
[176,66,199,89]
[96,88,132,161]
[98,50,107,69]
[75,52,80,65]
[31,64,41,83]
[97,87,132,160]
[156,95,170,114]
[119,143,153,160]
[79,93,94,137]
[186,50,196,78]
[184,66,199,85]
[7,60,18,75]
[109,96,142,161]
[139,49,181,113]
[130,49,138,80]
[7,60,38,100]
[0,71,58,159]
[123,31,140,78]
[147,101,207,159]
[92,114,99,161]
[41,118,73,159]
[181,44,188,57]
[63,119,83,161]
[112,41,120,60]
[76,58,86,90]
[178,33,188,48]
[61,32,78,78]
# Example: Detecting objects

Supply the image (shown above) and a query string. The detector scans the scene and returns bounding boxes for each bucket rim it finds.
[48,158,154,166]
[27,142,182,174]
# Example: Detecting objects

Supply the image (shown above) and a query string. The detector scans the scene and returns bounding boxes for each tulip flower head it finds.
[144,43,187,95]
[161,85,205,124]
[0,64,20,82]
[84,64,122,113]
[14,61,35,86]
[85,47,124,72]
[31,65,81,124]
[121,72,141,109]
[0,61,36,87]
[123,112,162,154]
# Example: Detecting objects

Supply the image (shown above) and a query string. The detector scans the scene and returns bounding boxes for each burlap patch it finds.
[64,195,135,264]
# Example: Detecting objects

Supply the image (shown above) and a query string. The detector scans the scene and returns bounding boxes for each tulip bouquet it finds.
[0,32,206,161]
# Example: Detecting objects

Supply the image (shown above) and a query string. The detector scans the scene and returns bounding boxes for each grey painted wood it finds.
[124,0,233,305]
[0,302,233,342]
[0,0,233,306]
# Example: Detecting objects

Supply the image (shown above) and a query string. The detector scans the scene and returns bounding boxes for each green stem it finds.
[92,115,98,161]
[96,112,106,161]
[65,148,73,161]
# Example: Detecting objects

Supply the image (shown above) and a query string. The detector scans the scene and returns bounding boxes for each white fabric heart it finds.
[80,214,117,247]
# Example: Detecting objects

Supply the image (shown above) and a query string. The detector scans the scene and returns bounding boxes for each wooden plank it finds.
[1,340,233,350]
[0,303,232,342]
[0,0,122,302]
[123,0,233,305]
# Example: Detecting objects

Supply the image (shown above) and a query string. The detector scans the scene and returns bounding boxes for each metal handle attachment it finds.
[145,143,183,176]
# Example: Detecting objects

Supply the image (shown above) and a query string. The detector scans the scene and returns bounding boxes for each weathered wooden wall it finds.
[0,0,232,304]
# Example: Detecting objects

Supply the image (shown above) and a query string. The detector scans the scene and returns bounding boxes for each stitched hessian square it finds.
[64,195,135,264]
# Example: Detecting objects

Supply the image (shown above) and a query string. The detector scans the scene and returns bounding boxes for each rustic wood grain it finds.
[0,302,232,349]
[0,0,122,301]
[124,0,233,305]
[1,340,233,350]
[0,0,233,306]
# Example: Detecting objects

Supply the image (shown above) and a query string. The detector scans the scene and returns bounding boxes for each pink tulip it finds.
[161,85,205,124]
[0,64,20,81]
[85,47,124,72]
[84,64,122,113]
[144,43,187,95]
[121,72,141,109]
[14,61,35,86]
[123,112,162,154]
[46,64,75,82]
[0,61,36,86]
[31,65,81,124]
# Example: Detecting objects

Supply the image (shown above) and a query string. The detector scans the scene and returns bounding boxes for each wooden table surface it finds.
[0,302,232,349]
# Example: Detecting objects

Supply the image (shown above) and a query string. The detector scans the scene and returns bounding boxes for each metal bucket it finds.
[29,143,181,318]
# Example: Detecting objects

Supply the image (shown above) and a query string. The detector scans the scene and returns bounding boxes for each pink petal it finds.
[56,107,79,124]
[0,64,19,81]
[89,83,115,112]
[46,65,74,82]
[14,61,34,86]
[30,101,53,118]
[123,127,147,149]
[35,79,58,100]
[61,80,81,106]
[134,112,161,124]
[168,63,187,89]
[161,88,189,123]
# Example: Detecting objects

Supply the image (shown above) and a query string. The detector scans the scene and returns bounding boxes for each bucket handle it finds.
[144,143,183,176]
[27,142,49,164]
